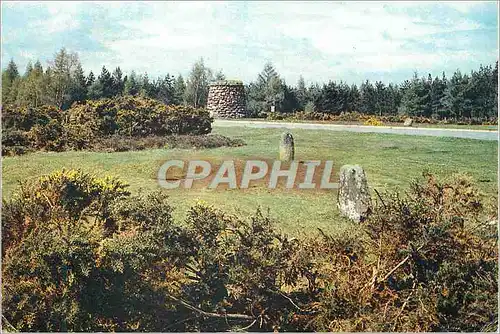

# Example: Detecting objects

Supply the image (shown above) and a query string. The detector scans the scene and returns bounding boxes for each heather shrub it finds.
[303,173,497,332]
[2,170,497,332]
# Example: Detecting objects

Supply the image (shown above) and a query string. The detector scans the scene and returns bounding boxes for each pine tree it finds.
[214,70,225,81]
[2,59,20,104]
[491,62,498,119]
[430,73,446,119]
[374,81,387,116]
[251,62,285,113]
[442,70,467,119]
[156,74,175,104]
[41,67,54,105]
[24,61,34,78]
[386,83,401,114]
[16,59,45,107]
[86,71,95,87]
[316,81,349,114]
[111,67,124,96]
[139,73,152,97]
[296,75,308,110]
[70,62,88,103]
[307,83,321,111]
[173,75,186,105]
[398,73,422,116]
[98,66,114,98]
[124,71,140,96]
[347,84,361,112]
[360,80,376,114]
[464,64,498,120]
[281,82,299,113]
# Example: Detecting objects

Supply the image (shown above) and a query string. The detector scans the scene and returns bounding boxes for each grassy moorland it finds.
[2,126,497,235]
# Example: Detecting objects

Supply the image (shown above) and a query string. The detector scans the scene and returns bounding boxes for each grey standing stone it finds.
[337,165,371,222]
[403,117,413,127]
[279,132,294,162]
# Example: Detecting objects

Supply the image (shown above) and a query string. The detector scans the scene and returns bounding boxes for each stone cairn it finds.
[206,80,246,118]
[279,132,295,162]
[337,165,372,222]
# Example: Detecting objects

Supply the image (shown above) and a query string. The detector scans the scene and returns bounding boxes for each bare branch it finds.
[279,291,303,311]
[2,315,18,332]
[374,188,386,209]
[166,293,254,320]
[383,243,425,281]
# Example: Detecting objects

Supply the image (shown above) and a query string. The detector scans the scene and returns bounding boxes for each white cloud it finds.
[2,1,497,84]
[25,1,83,33]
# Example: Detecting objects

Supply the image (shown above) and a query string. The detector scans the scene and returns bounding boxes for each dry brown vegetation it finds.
[2,169,497,332]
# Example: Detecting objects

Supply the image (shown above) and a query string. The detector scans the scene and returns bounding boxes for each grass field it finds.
[2,126,497,236]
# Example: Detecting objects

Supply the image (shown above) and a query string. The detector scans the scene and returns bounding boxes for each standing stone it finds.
[403,117,413,127]
[337,165,371,222]
[279,132,294,162]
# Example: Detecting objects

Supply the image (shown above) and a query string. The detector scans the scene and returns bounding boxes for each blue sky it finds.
[1,1,498,85]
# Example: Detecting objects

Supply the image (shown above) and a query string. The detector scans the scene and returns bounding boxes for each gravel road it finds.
[214,120,498,141]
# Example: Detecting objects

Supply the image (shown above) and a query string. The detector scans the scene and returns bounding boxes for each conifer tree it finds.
[2,59,20,104]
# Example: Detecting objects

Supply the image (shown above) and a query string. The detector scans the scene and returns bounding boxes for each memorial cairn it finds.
[206,80,246,119]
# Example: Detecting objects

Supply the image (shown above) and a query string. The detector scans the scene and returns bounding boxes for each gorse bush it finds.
[363,117,384,126]
[66,96,213,137]
[2,105,64,155]
[266,111,499,126]
[2,96,214,155]
[2,170,497,332]
[2,104,63,131]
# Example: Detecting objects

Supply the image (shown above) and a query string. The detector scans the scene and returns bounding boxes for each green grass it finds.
[2,126,497,235]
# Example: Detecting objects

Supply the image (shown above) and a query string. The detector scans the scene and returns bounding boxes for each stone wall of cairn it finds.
[206,81,246,118]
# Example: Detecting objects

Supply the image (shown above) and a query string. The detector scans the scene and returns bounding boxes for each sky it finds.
[1,1,498,86]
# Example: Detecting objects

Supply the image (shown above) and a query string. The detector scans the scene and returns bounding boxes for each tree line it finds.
[2,48,498,121]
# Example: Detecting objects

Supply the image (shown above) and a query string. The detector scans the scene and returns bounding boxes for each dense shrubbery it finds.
[265,110,499,126]
[2,96,217,155]
[162,134,245,149]
[66,97,212,138]
[88,134,245,153]
[363,117,384,126]
[2,170,497,332]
